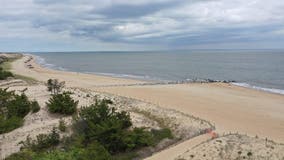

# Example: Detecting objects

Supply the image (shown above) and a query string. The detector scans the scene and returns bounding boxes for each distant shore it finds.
[30,51,284,95]
[8,54,284,159]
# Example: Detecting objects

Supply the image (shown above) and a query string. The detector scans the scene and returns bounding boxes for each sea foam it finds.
[232,82,284,95]
[33,55,67,71]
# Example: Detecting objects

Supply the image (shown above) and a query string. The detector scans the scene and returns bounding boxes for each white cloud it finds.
[166,0,284,25]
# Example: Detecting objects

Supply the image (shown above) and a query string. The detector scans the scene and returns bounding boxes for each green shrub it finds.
[151,128,173,144]
[30,101,40,113]
[46,79,65,95]
[5,150,35,160]
[75,99,158,154]
[20,128,60,152]
[0,88,14,107]
[113,151,138,160]
[76,142,112,160]
[46,92,78,115]
[0,116,23,134]
[7,93,31,118]
[123,127,155,149]
[0,67,13,80]
[0,88,39,134]
[7,143,112,160]
[6,98,174,160]
[58,119,67,132]
[75,99,131,152]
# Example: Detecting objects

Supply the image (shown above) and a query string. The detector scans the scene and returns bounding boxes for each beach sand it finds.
[96,83,284,142]
[8,55,284,159]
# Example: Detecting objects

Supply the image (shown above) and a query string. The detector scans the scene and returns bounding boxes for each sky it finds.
[0,0,284,51]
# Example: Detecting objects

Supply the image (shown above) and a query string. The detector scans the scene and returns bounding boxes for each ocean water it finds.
[31,50,284,94]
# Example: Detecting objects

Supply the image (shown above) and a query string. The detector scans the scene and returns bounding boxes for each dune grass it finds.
[0,54,38,84]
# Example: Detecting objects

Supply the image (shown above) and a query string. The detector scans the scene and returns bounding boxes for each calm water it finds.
[32,50,284,94]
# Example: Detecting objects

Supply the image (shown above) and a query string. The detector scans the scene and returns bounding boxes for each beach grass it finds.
[14,74,38,84]
[131,109,171,129]
[0,54,38,84]
[0,58,14,70]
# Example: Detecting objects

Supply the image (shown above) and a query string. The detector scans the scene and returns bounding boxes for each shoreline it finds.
[32,53,284,95]
[12,54,147,87]
[7,54,284,158]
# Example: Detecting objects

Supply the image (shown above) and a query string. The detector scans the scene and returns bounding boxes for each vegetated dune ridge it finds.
[6,54,284,159]
[0,81,213,159]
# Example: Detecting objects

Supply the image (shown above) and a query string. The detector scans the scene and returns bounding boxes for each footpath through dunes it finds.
[145,134,212,160]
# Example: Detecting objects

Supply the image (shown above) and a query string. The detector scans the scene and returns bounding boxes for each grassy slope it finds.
[0,54,38,84]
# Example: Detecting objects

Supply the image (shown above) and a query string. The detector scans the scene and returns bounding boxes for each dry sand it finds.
[176,134,284,160]
[5,54,284,159]
[97,83,284,143]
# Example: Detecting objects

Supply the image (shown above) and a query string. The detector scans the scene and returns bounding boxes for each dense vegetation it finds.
[74,99,154,153]
[30,100,40,113]
[0,88,40,134]
[46,92,78,115]
[0,67,13,80]
[7,99,173,160]
[45,79,78,115]
[19,127,60,152]
[0,55,14,80]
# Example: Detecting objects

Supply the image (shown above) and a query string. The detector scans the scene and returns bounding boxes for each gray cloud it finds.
[0,0,284,51]
[95,0,184,19]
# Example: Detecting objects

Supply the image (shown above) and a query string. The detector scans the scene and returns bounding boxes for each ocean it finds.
[31,50,284,94]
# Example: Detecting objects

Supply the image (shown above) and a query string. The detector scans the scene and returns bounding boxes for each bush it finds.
[6,98,174,160]
[58,119,67,132]
[46,92,78,115]
[30,101,40,113]
[0,88,30,118]
[0,116,23,134]
[76,142,112,160]
[7,93,31,118]
[5,150,34,160]
[0,67,13,80]
[151,128,173,144]
[46,79,65,95]
[123,127,154,149]
[7,142,112,160]
[75,99,157,153]
[20,128,60,152]
[0,88,39,134]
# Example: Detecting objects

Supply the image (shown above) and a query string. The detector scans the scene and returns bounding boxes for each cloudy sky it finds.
[0,0,284,51]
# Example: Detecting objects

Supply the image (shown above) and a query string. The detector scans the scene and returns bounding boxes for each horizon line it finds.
[2,48,284,53]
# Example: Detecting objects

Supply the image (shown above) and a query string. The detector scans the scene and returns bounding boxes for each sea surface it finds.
[31,50,284,94]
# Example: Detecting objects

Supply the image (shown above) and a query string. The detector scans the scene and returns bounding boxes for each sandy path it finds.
[145,134,212,160]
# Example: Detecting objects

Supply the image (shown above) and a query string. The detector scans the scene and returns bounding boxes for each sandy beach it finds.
[5,54,284,159]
